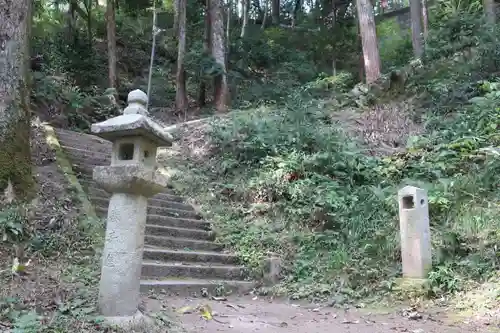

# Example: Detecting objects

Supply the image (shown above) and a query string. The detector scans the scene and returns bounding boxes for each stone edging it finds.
[42,124,98,221]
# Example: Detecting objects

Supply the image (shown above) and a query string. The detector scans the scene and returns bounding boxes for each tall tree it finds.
[292,0,302,27]
[241,0,250,37]
[483,0,496,24]
[262,0,269,29]
[175,0,189,113]
[422,0,429,40]
[209,0,230,112]
[355,0,381,83]
[226,0,231,53]
[106,0,117,88]
[198,1,211,106]
[410,0,423,57]
[272,0,280,24]
[83,0,93,45]
[0,0,34,200]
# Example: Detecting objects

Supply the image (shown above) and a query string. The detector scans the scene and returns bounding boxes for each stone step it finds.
[60,145,111,159]
[95,204,200,220]
[142,248,239,265]
[85,182,184,202]
[145,224,214,240]
[66,154,110,168]
[96,205,209,230]
[147,215,211,231]
[139,279,255,295]
[141,261,247,280]
[91,196,195,212]
[55,129,112,146]
[148,206,201,220]
[145,235,221,251]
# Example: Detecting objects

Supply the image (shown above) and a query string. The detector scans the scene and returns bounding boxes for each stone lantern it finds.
[91,89,172,321]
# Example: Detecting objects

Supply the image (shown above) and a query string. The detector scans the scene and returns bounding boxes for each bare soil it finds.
[145,295,499,333]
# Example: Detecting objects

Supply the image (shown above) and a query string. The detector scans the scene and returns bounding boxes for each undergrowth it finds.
[167,12,500,302]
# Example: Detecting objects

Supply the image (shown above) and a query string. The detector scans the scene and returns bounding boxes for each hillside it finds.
[158,16,500,320]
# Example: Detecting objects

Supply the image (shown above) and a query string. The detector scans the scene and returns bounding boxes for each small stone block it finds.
[103,311,154,329]
[397,186,432,279]
[263,257,282,285]
[394,278,430,299]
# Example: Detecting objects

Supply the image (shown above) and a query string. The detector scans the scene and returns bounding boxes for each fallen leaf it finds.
[11,257,31,275]
[341,319,359,324]
[200,304,213,320]
[211,296,227,301]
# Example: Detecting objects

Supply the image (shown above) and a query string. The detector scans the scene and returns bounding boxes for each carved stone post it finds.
[398,185,432,279]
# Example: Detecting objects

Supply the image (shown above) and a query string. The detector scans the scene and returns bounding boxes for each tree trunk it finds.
[271,0,280,24]
[292,0,302,27]
[355,14,364,81]
[313,0,321,23]
[174,0,180,32]
[422,0,429,40]
[241,0,250,37]
[209,0,230,112]
[0,0,34,200]
[83,0,93,45]
[175,0,189,113]
[198,1,211,106]
[484,0,496,24]
[410,0,423,58]
[355,0,381,83]
[106,0,117,89]
[226,0,231,53]
[66,2,78,44]
[262,0,269,29]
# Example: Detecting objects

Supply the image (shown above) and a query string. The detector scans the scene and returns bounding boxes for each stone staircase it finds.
[54,128,255,295]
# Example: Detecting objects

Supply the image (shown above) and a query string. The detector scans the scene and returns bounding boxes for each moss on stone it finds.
[0,105,35,202]
[42,124,98,221]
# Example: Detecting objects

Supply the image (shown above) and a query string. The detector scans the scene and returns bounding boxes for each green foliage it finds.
[0,205,28,243]
[304,71,356,98]
[12,312,42,333]
[424,12,484,61]
[434,0,482,20]
[31,0,366,121]
[377,18,413,70]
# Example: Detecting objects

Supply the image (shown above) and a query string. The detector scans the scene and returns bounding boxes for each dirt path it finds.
[144,295,497,333]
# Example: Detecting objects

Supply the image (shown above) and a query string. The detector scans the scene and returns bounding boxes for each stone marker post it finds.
[91,89,172,321]
[398,186,432,279]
